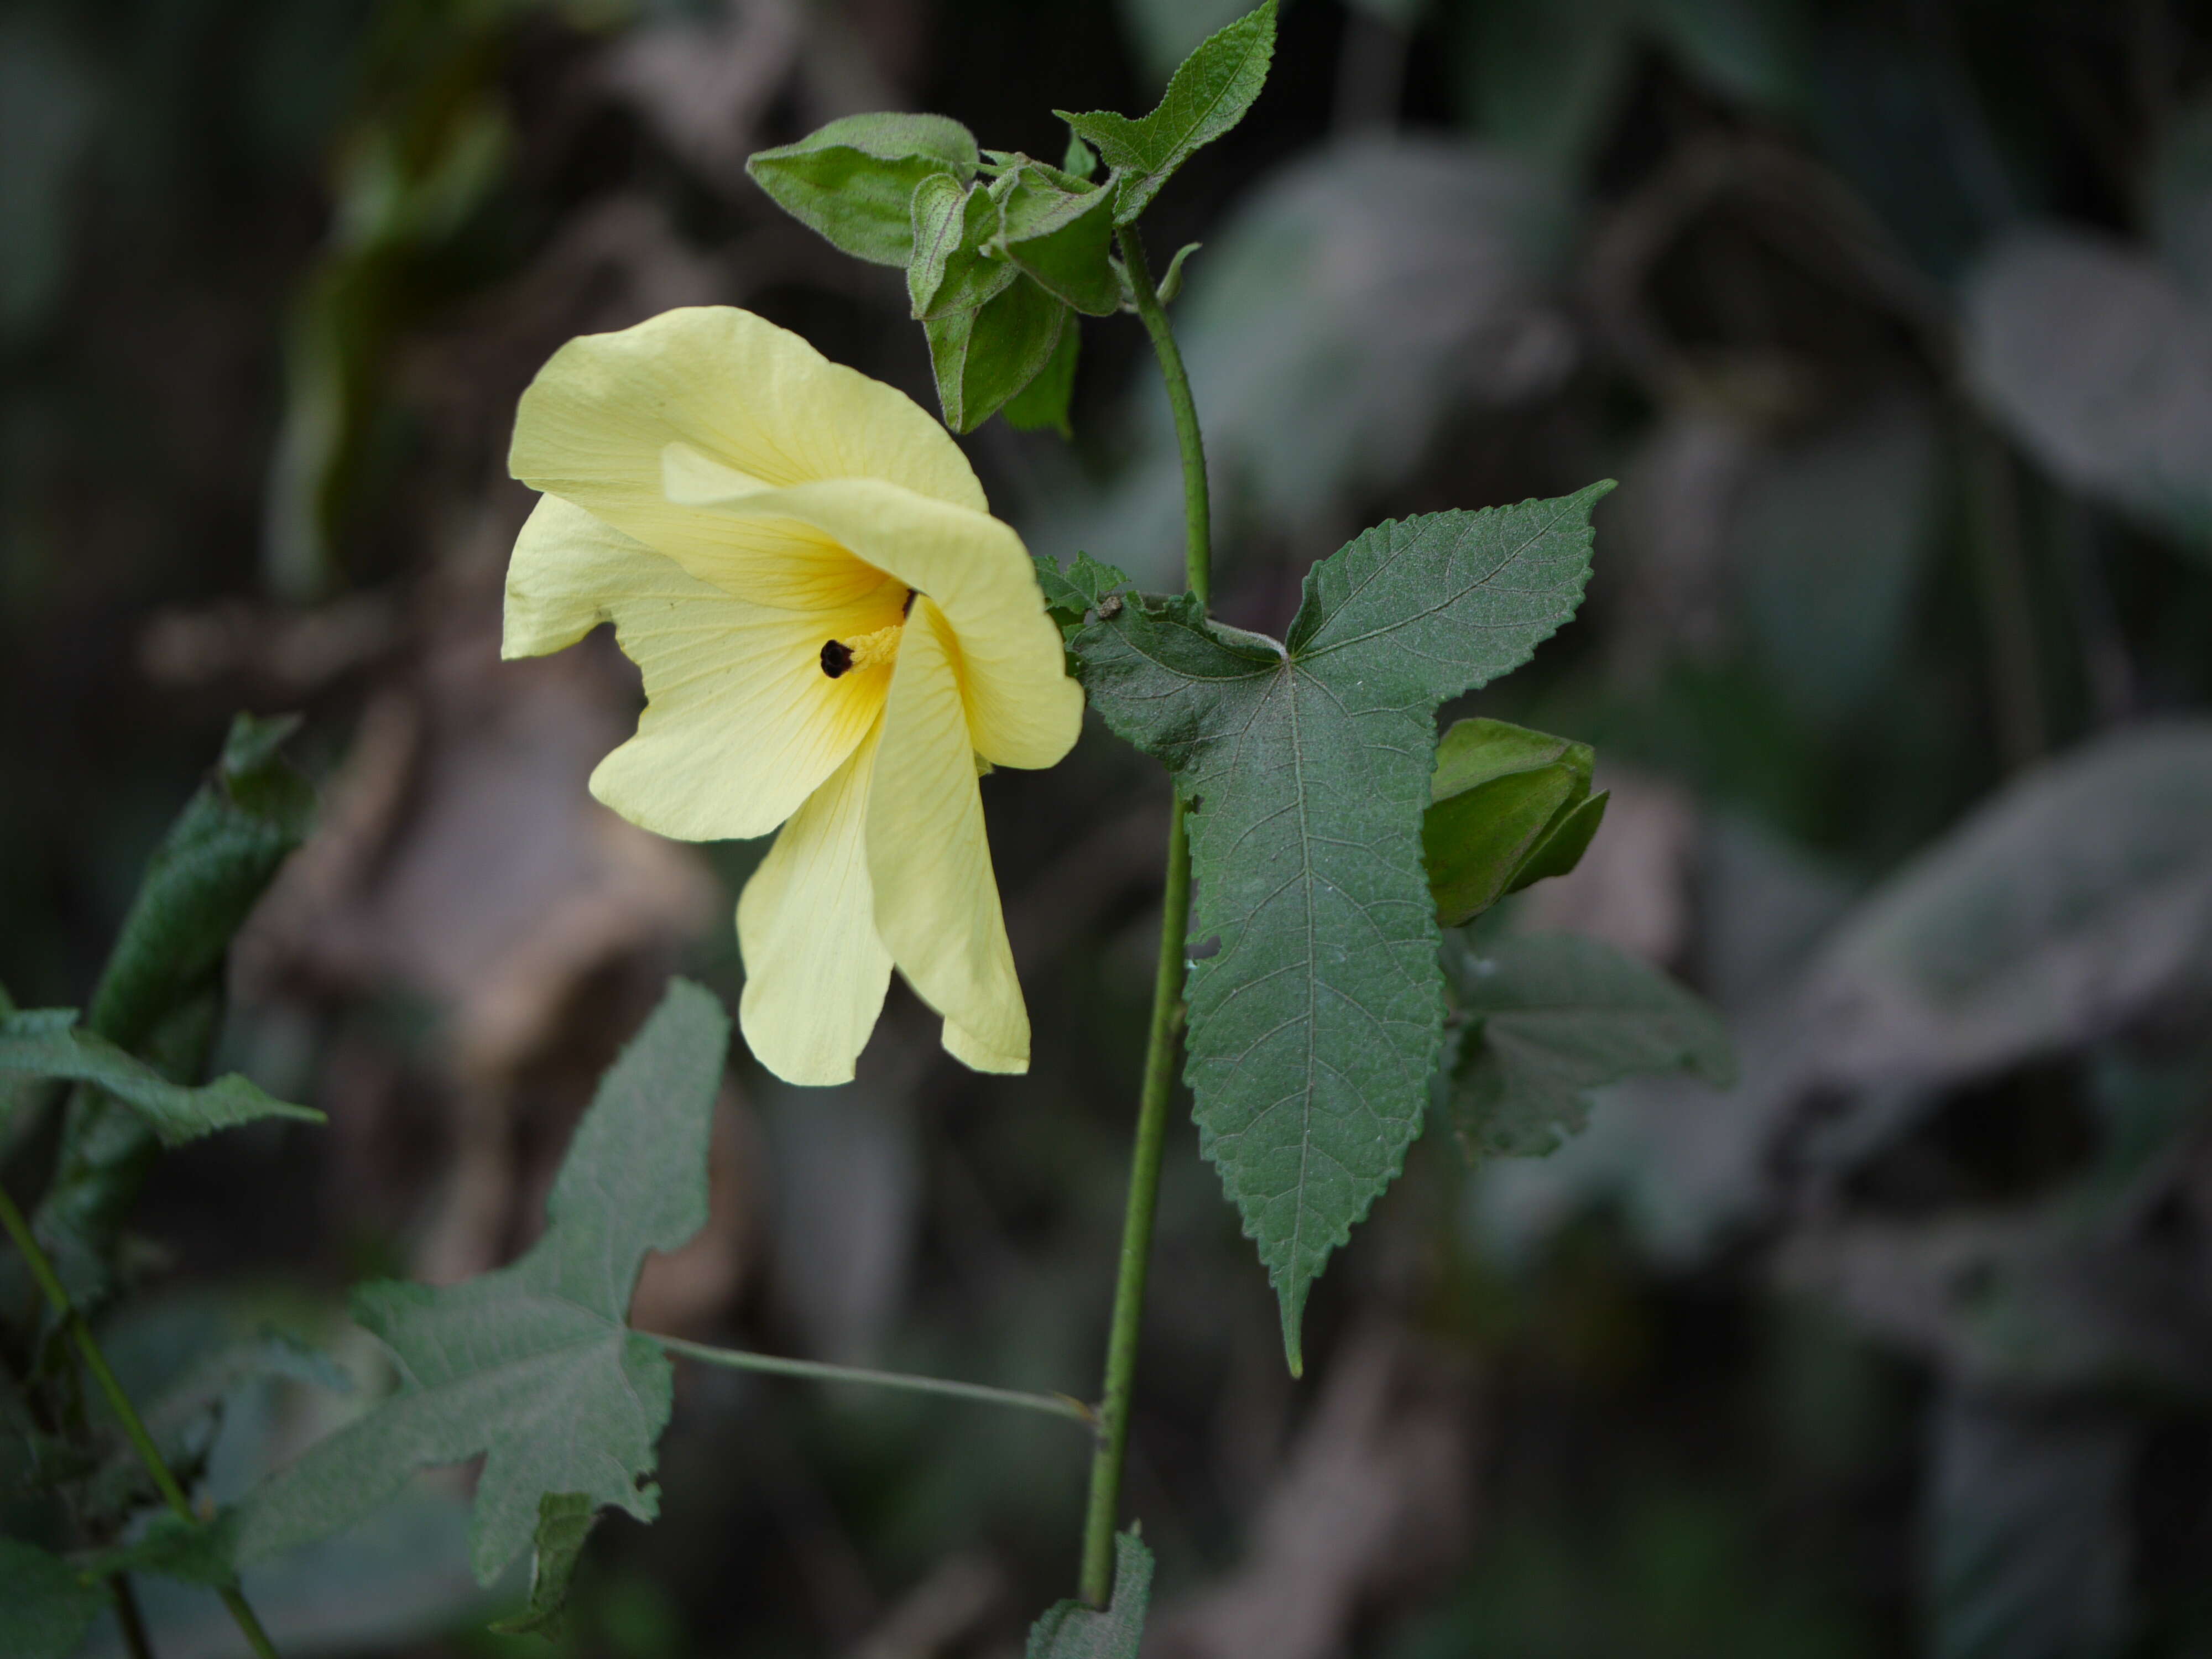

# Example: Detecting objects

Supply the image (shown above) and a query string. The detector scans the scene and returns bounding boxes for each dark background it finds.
[4,0,2212,1654]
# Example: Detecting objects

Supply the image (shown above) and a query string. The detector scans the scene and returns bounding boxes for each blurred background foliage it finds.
[4,0,2212,1654]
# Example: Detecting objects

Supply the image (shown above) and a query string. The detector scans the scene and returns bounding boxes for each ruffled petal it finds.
[505,493,901,841]
[510,306,986,609]
[659,473,1083,772]
[867,599,1029,1072]
[736,722,894,1086]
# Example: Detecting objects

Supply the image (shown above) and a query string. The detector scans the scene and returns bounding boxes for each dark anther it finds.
[820,639,854,678]
[902,587,919,617]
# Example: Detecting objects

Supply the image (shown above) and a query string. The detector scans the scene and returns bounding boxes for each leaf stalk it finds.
[0,1182,283,1659]
[649,1333,1096,1429]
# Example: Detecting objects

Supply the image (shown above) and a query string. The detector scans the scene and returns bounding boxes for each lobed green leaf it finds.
[1440,932,1735,1160]
[1072,485,1608,1369]
[196,979,729,1600]
[1035,552,1131,634]
[1027,1528,1153,1657]
[1057,2,1277,225]
[748,112,980,268]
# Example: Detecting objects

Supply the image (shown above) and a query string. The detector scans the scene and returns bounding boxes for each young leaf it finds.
[1441,932,1735,1160]
[0,1011,320,1147]
[747,113,980,267]
[0,1537,105,1659]
[86,712,313,1055]
[1027,1527,1153,1657]
[205,980,729,1592]
[1035,551,1131,634]
[1423,717,1606,924]
[906,172,970,316]
[33,712,314,1310]
[489,1492,599,1639]
[1072,486,1609,1369]
[925,276,1069,433]
[911,181,1019,321]
[996,166,1121,316]
[1005,319,1081,438]
[1062,131,1099,180]
[1057,1,1277,225]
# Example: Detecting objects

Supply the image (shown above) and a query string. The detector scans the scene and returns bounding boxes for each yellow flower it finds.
[501,307,1083,1084]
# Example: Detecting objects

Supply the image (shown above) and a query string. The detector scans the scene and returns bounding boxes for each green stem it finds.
[1076,226,1212,1609]
[111,1575,156,1659]
[1078,797,1192,1607]
[650,1334,1095,1430]
[0,1184,281,1659]
[1118,226,1213,604]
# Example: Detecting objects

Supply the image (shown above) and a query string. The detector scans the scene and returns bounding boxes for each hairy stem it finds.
[650,1334,1095,1428]
[1118,226,1213,604]
[0,1184,282,1659]
[1077,227,1211,1608]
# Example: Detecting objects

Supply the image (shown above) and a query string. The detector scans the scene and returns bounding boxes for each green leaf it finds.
[1035,552,1131,634]
[0,1537,105,1658]
[911,180,1018,321]
[1965,231,2212,555]
[925,276,1069,434]
[1005,320,1081,438]
[747,112,980,268]
[1072,486,1609,1368]
[1062,131,1098,180]
[1058,1,1276,225]
[1423,718,1604,925]
[488,1492,599,1640]
[0,1011,320,1148]
[209,980,729,1587]
[996,166,1120,316]
[1801,722,2212,1090]
[87,712,313,1055]
[32,712,314,1310]
[1027,1528,1152,1657]
[1441,932,1735,1160]
[905,171,970,316]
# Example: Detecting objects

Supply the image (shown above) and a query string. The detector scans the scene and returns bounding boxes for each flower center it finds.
[820,622,902,679]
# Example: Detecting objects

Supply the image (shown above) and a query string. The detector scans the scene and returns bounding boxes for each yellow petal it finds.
[660,474,1083,772]
[867,599,1029,1072]
[510,306,985,609]
[505,493,902,841]
[737,721,894,1086]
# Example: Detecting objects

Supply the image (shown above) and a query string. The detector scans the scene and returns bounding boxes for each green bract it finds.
[1425,716,1609,925]
[745,112,981,267]
[1072,484,1610,1369]
[1057,2,1278,225]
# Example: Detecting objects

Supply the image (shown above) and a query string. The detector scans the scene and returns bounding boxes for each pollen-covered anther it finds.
[819,622,903,679]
